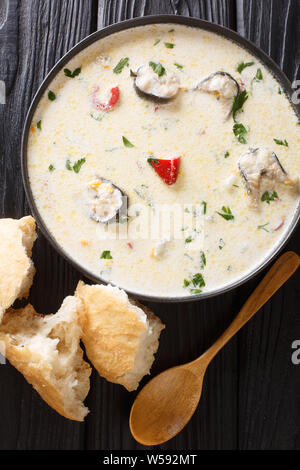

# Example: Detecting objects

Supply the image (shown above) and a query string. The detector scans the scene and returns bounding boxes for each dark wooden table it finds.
[0,0,299,451]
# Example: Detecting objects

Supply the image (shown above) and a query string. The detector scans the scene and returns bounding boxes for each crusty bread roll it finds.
[75,281,165,391]
[0,296,91,421]
[0,216,37,321]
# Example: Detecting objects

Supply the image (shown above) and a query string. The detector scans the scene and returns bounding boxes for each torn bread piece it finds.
[0,216,37,321]
[75,281,165,391]
[0,296,91,421]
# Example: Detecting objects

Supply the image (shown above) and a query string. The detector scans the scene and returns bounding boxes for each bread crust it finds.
[75,281,164,391]
[0,303,91,421]
[0,216,37,321]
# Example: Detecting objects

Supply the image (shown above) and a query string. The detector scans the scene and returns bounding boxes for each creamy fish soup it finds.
[27,24,300,298]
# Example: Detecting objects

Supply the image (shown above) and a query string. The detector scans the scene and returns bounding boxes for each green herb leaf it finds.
[147,157,159,165]
[48,90,56,101]
[48,164,55,172]
[149,61,166,77]
[255,68,263,81]
[64,68,72,77]
[183,279,190,287]
[66,159,72,171]
[190,288,202,295]
[122,136,134,148]
[174,62,183,69]
[64,67,81,78]
[164,42,175,49]
[113,57,129,74]
[233,123,248,144]
[257,222,270,232]
[72,67,81,77]
[232,90,248,121]
[200,251,206,268]
[217,206,234,221]
[191,273,205,288]
[261,190,278,204]
[201,201,207,215]
[237,61,254,73]
[153,39,160,46]
[37,120,42,130]
[73,158,86,173]
[100,250,113,259]
[168,28,175,33]
[278,87,282,95]
[185,236,193,244]
[224,151,229,158]
[274,138,288,147]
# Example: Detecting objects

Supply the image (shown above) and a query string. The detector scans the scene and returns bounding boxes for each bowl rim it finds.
[21,14,300,303]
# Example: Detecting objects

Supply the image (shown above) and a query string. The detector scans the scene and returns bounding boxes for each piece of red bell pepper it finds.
[147,156,181,185]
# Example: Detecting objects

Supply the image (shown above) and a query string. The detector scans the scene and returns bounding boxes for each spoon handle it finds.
[194,251,300,369]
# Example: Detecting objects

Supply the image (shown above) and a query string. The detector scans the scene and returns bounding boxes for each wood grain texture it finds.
[236,0,300,81]
[236,0,300,450]
[98,0,236,28]
[0,0,97,450]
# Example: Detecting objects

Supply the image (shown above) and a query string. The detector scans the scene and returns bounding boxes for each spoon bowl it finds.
[130,366,204,446]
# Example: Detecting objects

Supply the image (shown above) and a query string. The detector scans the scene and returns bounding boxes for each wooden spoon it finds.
[130,251,300,446]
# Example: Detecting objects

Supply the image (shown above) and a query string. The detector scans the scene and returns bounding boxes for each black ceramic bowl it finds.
[21,15,300,302]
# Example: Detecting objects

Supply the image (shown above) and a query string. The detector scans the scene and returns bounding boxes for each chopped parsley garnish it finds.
[201,201,207,215]
[149,61,166,77]
[174,63,183,69]
[233,123,248,144]
[257,222,270,232]
[66,159,72,171]
[100,250,113,259]
[254,68,263,81]
[261,190,278,204]
[122,136,134,148]
[64,66,81,78]
[190,289,202,295]
[164,42,175,49]
[232,90,248,121]
[224,151,230,158]
[37,120,42,130]
[191,273,205,288]
[183,272,205,294]
[274,138,288,147]
[168,28,175,33]
[48,90,56,101]
[66,158,86,173]
[185,236,193,244]
[200,251,206,268]
[153,39,160,46]
[147,157,159,165]
[278,87,282,94]
[48,164,55,172]
[219,238,225,250]
[236,61,254,73]
[113,57,129,74]
[73,158,86,173]
[217,206,234,221]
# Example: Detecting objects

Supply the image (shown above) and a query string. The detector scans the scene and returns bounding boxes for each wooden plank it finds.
[98,0,236,29]
[0,0,97,450]
[236,0,300,81]
[236,0,300,450]
[87,0,239,451]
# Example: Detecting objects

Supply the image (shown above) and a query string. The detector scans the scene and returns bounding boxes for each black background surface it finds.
[0,0,299,450]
